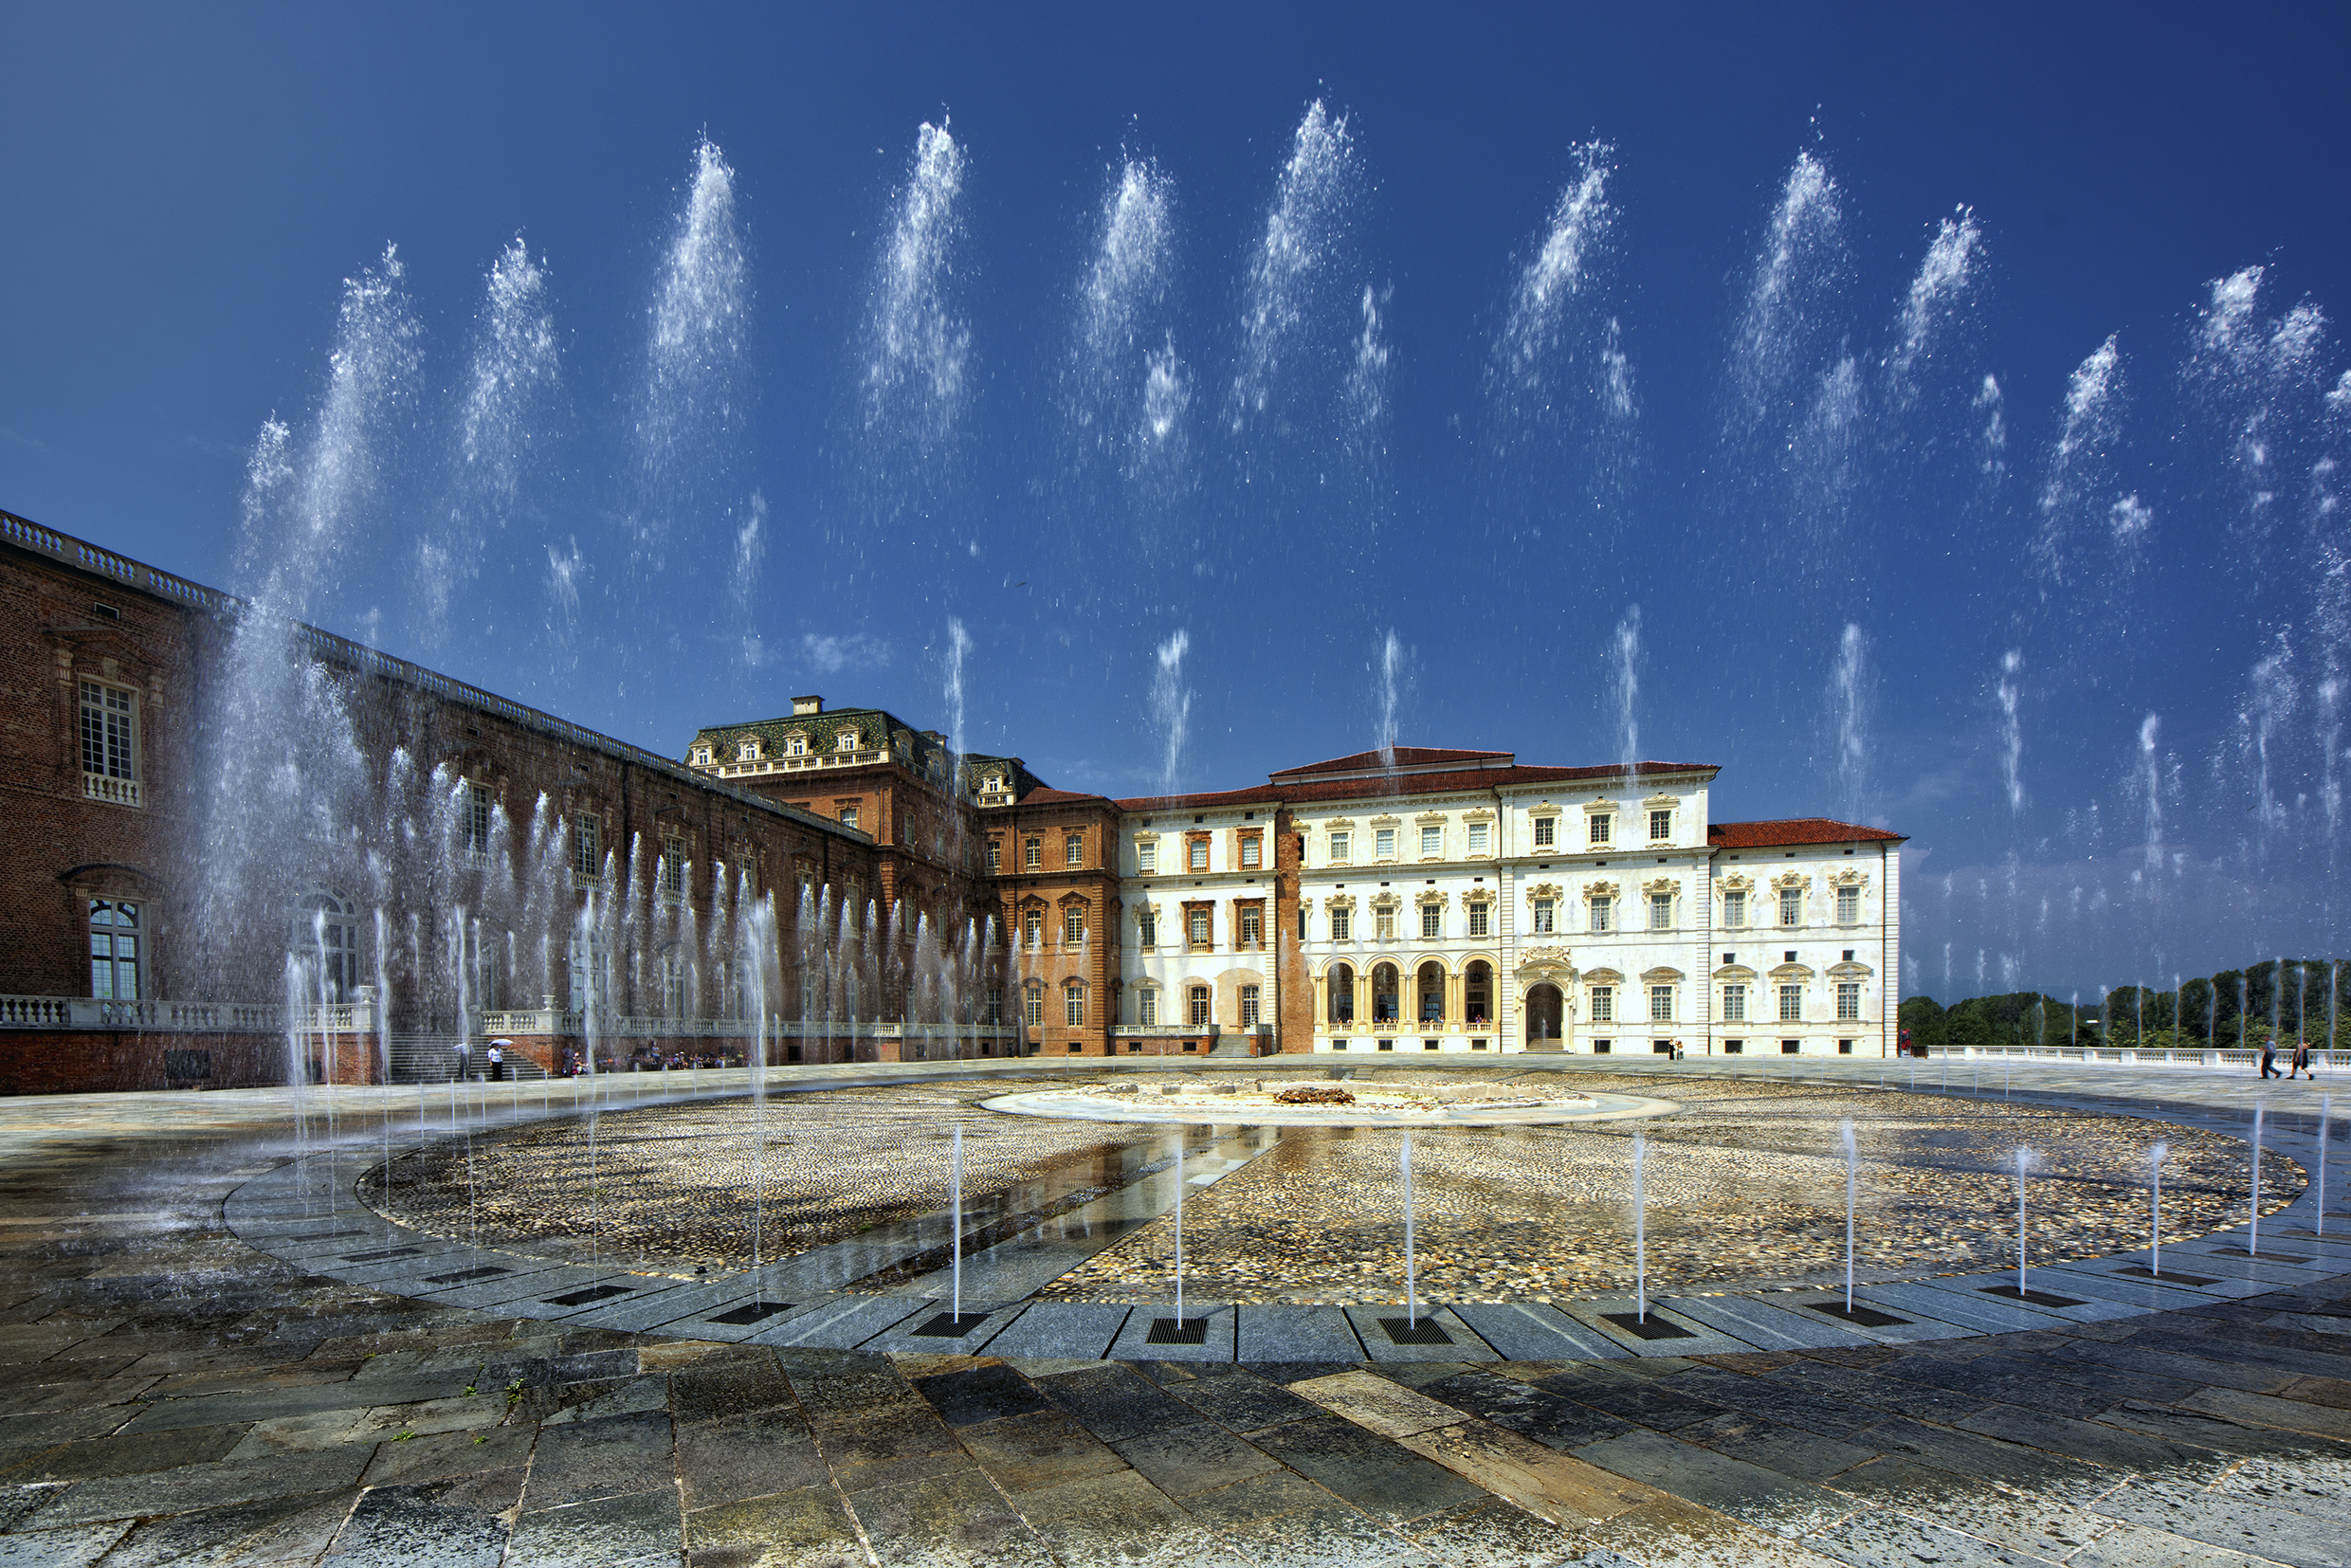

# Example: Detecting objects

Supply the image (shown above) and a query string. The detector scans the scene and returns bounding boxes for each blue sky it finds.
[5,3,2349,1001]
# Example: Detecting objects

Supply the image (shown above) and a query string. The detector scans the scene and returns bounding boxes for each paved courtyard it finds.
[0,1057,2342,1566]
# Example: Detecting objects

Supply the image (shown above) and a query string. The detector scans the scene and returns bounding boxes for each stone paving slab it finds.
[978,1301,1133,1360]
[1555,1299,1757,1358]
[1235,1304,1367,1364]
[737,1293,928,1349]
[1658,1293,1873,1350]
[1449,1302,1633,1361]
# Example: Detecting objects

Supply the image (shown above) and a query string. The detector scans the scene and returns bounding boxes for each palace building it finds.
[0,506,1903,1091]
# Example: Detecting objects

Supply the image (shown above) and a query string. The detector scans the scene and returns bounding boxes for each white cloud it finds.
[800,632,890,674]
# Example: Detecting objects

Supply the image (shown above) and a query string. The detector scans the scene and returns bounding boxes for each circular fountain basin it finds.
[982,1079,1673,1127]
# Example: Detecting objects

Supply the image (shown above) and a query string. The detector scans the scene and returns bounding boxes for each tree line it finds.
[1901,957,2349,1051]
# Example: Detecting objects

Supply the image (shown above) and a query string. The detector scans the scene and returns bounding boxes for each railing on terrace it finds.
[1923,1043,2349,1069]
[0,996,374,1033]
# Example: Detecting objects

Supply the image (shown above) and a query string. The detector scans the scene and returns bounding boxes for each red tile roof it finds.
[1270,746,1514,778]
[1115,760,1719,812]
[1708,817,1905,848]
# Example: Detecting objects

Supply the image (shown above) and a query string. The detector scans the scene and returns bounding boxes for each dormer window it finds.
[737,738,760,762]
[837,731,860,752]
[690,745,713,767]
[785,734,808,757]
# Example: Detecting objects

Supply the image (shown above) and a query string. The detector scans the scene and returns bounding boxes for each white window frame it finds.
[1532,898,1556,935]
[1137,839,1157,872]
[1188,985,1212,1028]
[1722,982,1746,1022]
[1591,896,1612,933]
[1837,885,1860,925]
[1649,892,1672,931]
[1779,983,1804,1022]
[1138,987,1158,1028]
[1467,902,1489,938]
[1591,984,1614,1023]
[1328,830,1351,863]
[1419,825,1443,858]
[1837,980,1862,1020]
[1330,906,1352,941]
[88,899,141,1000]
[1420,903,1441,939]
[1533,815,1557,847]
[1066,834,1084,867]
[1649,809,1672,841]
[1722,890,1746,928]
[1589,813,1613,846]
[1375,827,1397,859]
[1188,907,1212,948]
[1649,984,1673,1023]
[1240,985,1261,1028]
[1467,821,1489,855]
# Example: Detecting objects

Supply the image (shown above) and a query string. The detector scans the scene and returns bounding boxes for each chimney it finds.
[792,695,822,716]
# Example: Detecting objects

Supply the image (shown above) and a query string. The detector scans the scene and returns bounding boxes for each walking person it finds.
[486,1042,505,1083]
[2290,1036,2313,1080]
[2260,1035,2281,1079]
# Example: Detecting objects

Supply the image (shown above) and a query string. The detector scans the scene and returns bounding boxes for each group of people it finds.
[2259,1036,2322,1079]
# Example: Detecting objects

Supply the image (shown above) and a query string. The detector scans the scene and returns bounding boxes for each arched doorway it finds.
[1525,984,1563,1043]
[1372,963,1399,1024]
[1327,964,1356,1025]
[1465,961,1493,1027]
[1417,961,1447,1026]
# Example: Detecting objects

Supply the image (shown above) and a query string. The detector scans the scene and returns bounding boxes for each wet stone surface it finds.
[0,1060,2339,1565]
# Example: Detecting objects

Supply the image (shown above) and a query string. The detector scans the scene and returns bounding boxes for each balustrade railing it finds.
[0,995,375,1033]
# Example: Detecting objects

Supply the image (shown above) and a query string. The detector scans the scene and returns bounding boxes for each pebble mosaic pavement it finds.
[0,1055,2341,1566]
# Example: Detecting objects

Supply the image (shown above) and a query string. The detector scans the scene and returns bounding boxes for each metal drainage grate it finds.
[1145,1317,1210,1345]
[339,1248,424,1263]
[911,1312,993,1338]
[1379,1317,1453,1345]
[2111,1265,2219,1286]
[2212,1249,2310,1265]
[544,1285,632,1307]
[1802,1301,1911,1328]
[293,1229,371,1242]
[420,1267,508,1285]
[709,1301,796,1326]
[1977,1285,2087,1309]
[1600,1311,1696,1340]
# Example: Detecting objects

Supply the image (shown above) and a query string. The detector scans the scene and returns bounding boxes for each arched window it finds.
[294,890,358,1002]
[1466,961,1492,1026]
[88,899,141,1001]
[1327,964,1355,1025]
[1417,961,1447,1025]
[1372,963,1399,1023]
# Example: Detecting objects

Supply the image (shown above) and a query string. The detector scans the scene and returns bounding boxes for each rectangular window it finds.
[1420,904,1441,939]
[1420,825,1442,857]
[1023,909,1043,946]
[1724,1038,1744,1053]
[1591,896,1612,933]
[1139,988,1157,1027]
[1532,898,1555,934]
[1650,984,1673,1022]
[1376,906,1395,939]
[1837,885,1860,924]
[1722,983,1747,1022]
[1025,838,1042,870]
[463,782,494,863]
[1066,834,1084,867]
[1591,985,1614,1023]
[1065,909,1085,944]
[1189,839,1209,871]
[1137,839,1157,872]
[1468,902,1489,938]
[1188,908,1211,948]
[1782,1039,1801,1054]
[1139,911,1157,947]
[1779,886,1802,926]
[1589,813,1612,846]
[1467,821,1489,855]
[1838,980,1862,1020]
[1376,827,1396,859]
[1188,985,1211,1028]
[1533,815,1557,847]
[658,836,688,905]
[1779,983,1803,1022]
[987,840,1003,873]
[1649,809,1671,841]
[79,680,138,805]
[1299,908,1309,941]
[1240,905,1262,947]
[1066,986,1085,1027]
[840,806,859,830]
[1328,831,1350,862]
[1241,985,1261,1027]
[573,814,603,884]
[1649,892,1672,931]
[1722,890,1746,928]
[1240,834,1262,869]
[88,899,140,1000]
[984,987,1002,1026]
[1024,985,1044,1027]
[1330,906,1352,941]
